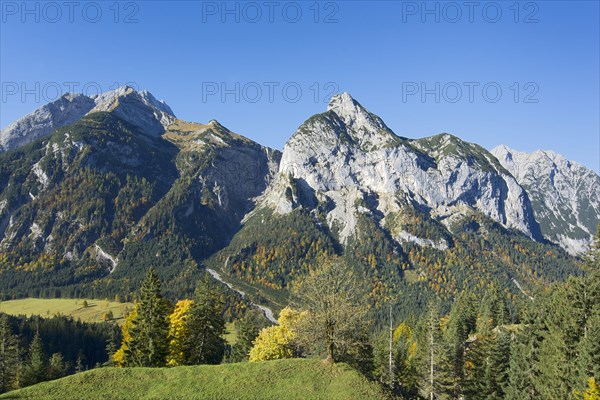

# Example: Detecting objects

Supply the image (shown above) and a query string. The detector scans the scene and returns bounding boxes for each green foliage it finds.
[230,310,267,362]
[373,321,418,397]
[0,315,19,393]
[292,257,369,363]
[415,301,454,399]
[216,208,337,291]
[19,332,46,387]
[47,353,68,381]
[184,276,226,365]
[124,269,171,367]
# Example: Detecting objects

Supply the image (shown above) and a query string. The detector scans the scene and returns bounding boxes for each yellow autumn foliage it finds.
[248,307,306,362]
[167,299,194,367]
[393,322,417,360]
[584,377,600,400]
[113,305,138,367]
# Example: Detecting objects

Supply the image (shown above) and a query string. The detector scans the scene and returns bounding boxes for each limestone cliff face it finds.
[492,145,600,255]
[259,93,541,245]
[1,86,176,152]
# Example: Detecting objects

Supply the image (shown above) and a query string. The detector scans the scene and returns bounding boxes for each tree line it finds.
[0,313,118,393]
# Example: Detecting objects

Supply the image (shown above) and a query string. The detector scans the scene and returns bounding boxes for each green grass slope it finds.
[0,359,388,400]
[0,298,134,324]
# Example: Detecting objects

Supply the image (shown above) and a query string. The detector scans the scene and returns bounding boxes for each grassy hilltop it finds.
[0,358,388,400]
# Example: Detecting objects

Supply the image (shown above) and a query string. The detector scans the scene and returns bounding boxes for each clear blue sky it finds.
[1,1,599,171]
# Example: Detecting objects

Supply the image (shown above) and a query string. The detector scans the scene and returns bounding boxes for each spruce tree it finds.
[504,340,534,400]
[125,268,171,367]
[418,301,453,400]
[47,353,68,380]
[20,331,46,387]
[485,331,510,399]
[0,315,19,393]
[231,310,264,362]
[186,275,226,365]
[577,312,600,388]
[444,292,476,397]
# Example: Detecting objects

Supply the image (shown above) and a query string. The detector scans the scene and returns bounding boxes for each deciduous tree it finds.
[292,257,369,363]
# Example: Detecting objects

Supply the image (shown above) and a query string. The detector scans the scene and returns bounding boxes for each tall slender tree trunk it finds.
[326,342,334,364]
[430,315,435,400]
[389,303,394,387]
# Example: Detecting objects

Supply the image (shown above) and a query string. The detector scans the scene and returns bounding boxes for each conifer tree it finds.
[485,331,510,399]
[104,327,119,367]
[47,353,68,380]
[418,301,453,400]
[0,315,19,393]
[20,331,46,387]
[125,268,171,367]
[577,312,600,388]
[504,339,534,400]
[231,310,264,362]
[444,292,476,397]
[185,275,226,365]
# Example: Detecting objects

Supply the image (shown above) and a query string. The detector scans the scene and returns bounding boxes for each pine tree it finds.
[577,312,600,388]
[74,353,84,373]
[125,268,171,367]
[104,327,119,367]
[185,275,226,365]
[20,331,46,387]
[374,322,418,397]
[0,315,19,393]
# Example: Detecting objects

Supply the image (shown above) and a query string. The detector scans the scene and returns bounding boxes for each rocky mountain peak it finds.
[90,86,176,136]
[324,92,396,146]
[271,95,542,244]
[1,92,96,152]
[1,87,176,152]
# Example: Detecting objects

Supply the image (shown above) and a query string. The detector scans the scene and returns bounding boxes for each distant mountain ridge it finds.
[492,145,600,255]
[263,93,541,242]
[0,87,592,314]
[0,86,175,152]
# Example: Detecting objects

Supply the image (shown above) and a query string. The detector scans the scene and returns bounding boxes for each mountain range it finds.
[0,87,596,316]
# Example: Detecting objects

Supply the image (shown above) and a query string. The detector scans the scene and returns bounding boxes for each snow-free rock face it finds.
[0,93,95,152]
[492,145,600,255]
[90,86,176,136]
[261,92,542,244]
[0,87,176,152]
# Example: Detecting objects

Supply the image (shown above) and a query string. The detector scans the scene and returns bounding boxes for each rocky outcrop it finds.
[492,145,600,255]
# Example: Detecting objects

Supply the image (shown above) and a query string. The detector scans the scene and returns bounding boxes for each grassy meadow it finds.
[0,358,388,400]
